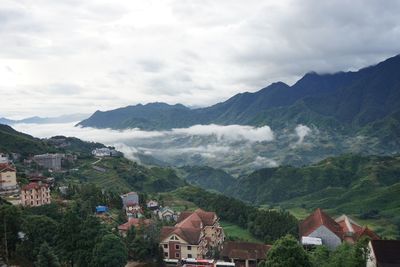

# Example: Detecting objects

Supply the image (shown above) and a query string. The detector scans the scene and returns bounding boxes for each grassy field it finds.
[220,221,262,243]
[160,192,198,212]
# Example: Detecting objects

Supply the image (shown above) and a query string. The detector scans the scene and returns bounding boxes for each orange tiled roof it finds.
[118,218,152,231]
[0,163,15,173]
[299,208,343,239]
[21,182,49,191]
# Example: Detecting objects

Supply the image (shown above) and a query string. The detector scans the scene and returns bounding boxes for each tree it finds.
[325,238,370,267]
[35,242,60,267]
[261,235,312,267]
[91,234,127,267]
[325,243,355,267]
[309,245,330,267]
[0,204,22,255]
[56,206,83,266]
[17,215,58,262]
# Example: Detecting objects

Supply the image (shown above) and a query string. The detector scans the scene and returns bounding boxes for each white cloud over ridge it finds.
[12,122,274,144]
[1,0,399,118]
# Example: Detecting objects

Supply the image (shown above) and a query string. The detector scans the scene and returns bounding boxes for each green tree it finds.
[309,245,330,267]
[0,204,22,254]
[261,235,312,267]
[326,243,355,267]
[17,215,58,262]
[91,234,127,267]
[326,238,370,267]
[56,206,83,266]
[75,215,106,267]
[35,242,60,267]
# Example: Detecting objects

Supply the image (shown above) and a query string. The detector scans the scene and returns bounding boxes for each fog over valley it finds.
[12,122,317,175]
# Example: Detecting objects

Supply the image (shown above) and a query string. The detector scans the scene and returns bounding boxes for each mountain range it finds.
[0,113,89,125]
[78,55,400,134]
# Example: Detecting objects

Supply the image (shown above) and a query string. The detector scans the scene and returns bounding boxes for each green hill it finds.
[64,157,187,193]
[0,124,56,156]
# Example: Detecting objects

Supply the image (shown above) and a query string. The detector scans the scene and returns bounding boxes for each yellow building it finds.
[0,163,17,191]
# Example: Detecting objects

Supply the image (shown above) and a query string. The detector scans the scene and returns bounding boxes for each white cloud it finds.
[295,124,312,144]
[0,0,399,118]
[171,124,274,142]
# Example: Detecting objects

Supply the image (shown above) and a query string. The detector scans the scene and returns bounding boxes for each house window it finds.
[164,244,168,249]
[188,254,192,258]
[175,252,180,258]
[164,252,168,257]
[175,244,180,250]
[187,246,191,250]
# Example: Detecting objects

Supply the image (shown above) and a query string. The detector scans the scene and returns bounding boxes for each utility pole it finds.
[3,216,8,265]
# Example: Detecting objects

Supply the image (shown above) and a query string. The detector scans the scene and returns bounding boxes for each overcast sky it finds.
[1,0,400,119]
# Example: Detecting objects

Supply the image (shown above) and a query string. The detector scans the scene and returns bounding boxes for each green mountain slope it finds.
[0,124,56,156]
[177,165,235,193]
[224,154,400,236]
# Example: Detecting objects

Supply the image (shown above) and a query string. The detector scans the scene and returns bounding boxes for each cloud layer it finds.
[1,0,400,118]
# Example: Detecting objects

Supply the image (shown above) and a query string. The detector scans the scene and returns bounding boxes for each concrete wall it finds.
[0,170,17,189]
[308,225,341,250]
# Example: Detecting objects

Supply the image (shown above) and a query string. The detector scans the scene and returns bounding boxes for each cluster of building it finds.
[116,191,181,237]
[0,152,54,207]
[299,208,400,267]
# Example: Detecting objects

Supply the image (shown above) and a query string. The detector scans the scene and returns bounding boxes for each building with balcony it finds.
[21,182,51,207]
[160,208,225,260]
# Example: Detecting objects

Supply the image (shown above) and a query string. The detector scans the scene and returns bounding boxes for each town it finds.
[1,142,399,267]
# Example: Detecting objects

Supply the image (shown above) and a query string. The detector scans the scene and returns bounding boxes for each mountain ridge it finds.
[77,54,400,133]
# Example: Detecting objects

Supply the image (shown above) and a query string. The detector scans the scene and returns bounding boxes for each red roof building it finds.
[221,241,271,267]
[299,209,379,250]
[160,209,225,260]
[118,218,152,237]
[21,182,51,207]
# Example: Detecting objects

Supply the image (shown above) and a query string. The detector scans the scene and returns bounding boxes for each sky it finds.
[1,0,400,119]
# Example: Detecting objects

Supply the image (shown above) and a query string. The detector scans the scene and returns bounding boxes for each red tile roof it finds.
[300,209,380,244]
[21,182,49,191]
[0,163,15,173]
[355,226,380,241]
[176,209,217,229]
[160,226,202,245]
[299,208,343,239]
[221,241,271,260]
[118,218,152,231]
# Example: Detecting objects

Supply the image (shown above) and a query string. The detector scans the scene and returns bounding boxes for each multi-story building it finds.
[33,153,64,171]
[21,182,51,207]
[0,163,18,194]
[160,209,225,260]
[121,191,141,217]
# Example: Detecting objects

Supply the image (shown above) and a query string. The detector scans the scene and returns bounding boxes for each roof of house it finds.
[118,218,152,231]
[22,182,49,191]
[299,208,343,239]
[0,163,16,173]
[221,241,271,260]
[176,208,217,229]
[370,240,400,267]
[160,226,202,245]
[336,214,380,242]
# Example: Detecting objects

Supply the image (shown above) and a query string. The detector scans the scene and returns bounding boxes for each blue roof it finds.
[96,206,108,213]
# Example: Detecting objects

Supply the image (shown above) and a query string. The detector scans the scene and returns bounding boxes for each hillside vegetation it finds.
[0,124,56,156]
[78,55,400,153]
[181,154,400,238]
